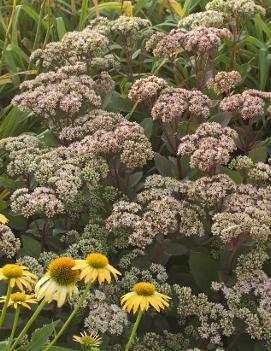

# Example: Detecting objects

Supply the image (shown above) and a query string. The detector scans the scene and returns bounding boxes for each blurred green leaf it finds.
[162,239,188,256]
[248,146,268,162]
[20,235,41,258]
[189,250,219,293]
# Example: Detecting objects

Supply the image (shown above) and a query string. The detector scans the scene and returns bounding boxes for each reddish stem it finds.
[40,221,49,252]
[226,325,247,351]
[111,161,121,191]
[226,232,246,275]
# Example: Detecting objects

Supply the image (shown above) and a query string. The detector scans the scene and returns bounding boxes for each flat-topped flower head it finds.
[73,252,121,285]
[35,256,79,307]
[0,291,37,309]
[121,282,171,314]
[0,264,37,291]
[0,214,8,224]
[73,331,102,347]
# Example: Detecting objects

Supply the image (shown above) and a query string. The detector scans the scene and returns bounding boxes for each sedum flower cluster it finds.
[151,87,212,122]
[207,71,242,95]
[229,156,271,183]
[206,0,266,18]
[146,27,232,59]
[83,290,129,336]
[178,122,238,173]
[61,110,153,169]
[128,76,167,103]
[30,27,114,70]
[110,15,151,42]
[211,182,271,245]
[0,224,20,258]
[12,63,105,128]
[1,134,110,218]
[174,284,235,345]
[180,0,265,30]
[212,249,271,342]
[179,10,225,29]
[174,248,271,347]
[220,89,271,121]
[107,175,206,249]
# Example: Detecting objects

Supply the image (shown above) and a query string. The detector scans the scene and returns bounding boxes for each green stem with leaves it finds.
[125,309,143,351]
[9,299,47,351]
[44,281,93,351]
[0,282,12,327]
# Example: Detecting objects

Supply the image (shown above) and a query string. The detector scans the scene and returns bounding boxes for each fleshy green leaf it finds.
[19,321,59,351]
[189,250,219,293]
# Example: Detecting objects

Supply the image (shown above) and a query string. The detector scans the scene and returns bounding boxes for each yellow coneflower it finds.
[73,331,102,348]
[0,264,37,291]
[73,253,121,285]
[43,255,107,351]
[0,291,38,310]
[0,214,8,224]
[35,256,79,307]
[122,283,171,351]
[121,282,171,314]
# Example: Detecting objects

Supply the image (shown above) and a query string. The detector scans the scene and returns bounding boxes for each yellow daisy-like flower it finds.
[73,253,121,285]
[0,264,37,291]
[0,214,8,224]
[73,331,102,347]
[121,282,171,314]
[0,291,38,310]
[35,256,79,307]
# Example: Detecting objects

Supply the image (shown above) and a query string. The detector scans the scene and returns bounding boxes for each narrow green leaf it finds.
[78,0,89,30]
[259,48,270,90]
[11,5,22,46]
[56,17,67,40]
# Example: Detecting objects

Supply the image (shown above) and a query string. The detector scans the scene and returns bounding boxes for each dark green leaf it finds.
[189,250,219,293]
[141,118,153,138]
[154,153,175,177]
[248,146,268,162]
[162,240,187,256]
[20,235,41,258]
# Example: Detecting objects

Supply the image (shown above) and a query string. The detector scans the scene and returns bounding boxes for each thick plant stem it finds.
[92,0,100,17]
[125,310,143,351]
[225,232,246,276]
[9,299,47,351]
[0,282,12,327]
[8,306,20,348]
[44,281,93,351]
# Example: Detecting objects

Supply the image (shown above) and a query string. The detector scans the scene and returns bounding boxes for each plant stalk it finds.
[9,299,47,351]
[7,305,20,348]
[0,282,12,328]
[44,281,93,351]
[125,309,143,351]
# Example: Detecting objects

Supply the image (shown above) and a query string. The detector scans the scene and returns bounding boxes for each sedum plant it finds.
[1,2,271,350]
